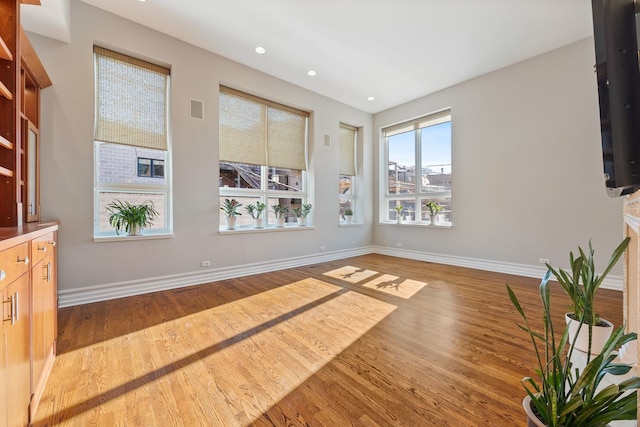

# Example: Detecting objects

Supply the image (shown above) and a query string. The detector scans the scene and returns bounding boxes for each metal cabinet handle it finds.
[17,255,29,265]
[0,270,5,281]
[44,262,51,282]
[37,244,47,253]
[12,292,17,324]
[48,240,56,247]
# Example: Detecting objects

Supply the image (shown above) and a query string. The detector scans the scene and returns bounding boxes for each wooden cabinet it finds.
[0,224,58,427]
[0,0,51,227]
[29,231,56,419]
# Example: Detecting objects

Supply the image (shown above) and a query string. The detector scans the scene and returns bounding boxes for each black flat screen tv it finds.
[591,0,640,197]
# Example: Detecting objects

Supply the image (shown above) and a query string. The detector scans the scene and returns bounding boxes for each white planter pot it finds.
[253,218,263,229]
[297,217,307,226]
[127,224,141,236]
[225,216,237,230]
[344,215,353,223]
[430,214,437,225]
[276,217,285,228]
[565,313,613,355]
[523,396,546,427]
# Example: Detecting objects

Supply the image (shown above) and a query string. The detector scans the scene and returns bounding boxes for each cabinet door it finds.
[0,296,6,427]
[32,253,55,388]
[5,274,30,427]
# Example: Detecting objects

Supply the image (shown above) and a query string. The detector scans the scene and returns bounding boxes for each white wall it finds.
[373,38,625,275]
[31,1,373,301]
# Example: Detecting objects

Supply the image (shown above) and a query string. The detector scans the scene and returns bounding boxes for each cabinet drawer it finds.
[31,232,56,266]
[0,242,29,285]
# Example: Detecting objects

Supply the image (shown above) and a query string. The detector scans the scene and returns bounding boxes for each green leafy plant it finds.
[106,200,159,235]
[343,208,353,216]
[507,271,640,427]
[425,201,442,216]
[245,202,266,219]
[394,205,405,214]
[272,204,289,219]
[293,203,312,218]
[548,237,629,328]
[220,198,242,217]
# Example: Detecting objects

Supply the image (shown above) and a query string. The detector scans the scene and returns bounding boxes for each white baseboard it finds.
[58,245,623,308]
[58,246,375,308]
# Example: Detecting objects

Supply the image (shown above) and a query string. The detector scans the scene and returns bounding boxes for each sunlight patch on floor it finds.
[361,274,427,299]
[35,278,396,426]
[322,265,379,283]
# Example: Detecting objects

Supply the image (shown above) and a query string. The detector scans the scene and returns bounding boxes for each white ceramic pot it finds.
[565,313,613,355]
[523,396,546,427]
[253,218,263,229]
[430,214,437,225]
[344,215,353,223]
[297,217,307,226]
[276,217,285,228]
[128,224,141,236]
[225,216,237,230]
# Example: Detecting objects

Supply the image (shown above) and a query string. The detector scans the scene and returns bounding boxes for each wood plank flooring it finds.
[33,254,625,426]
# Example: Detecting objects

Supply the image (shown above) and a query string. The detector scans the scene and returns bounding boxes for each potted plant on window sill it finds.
[342,208,353,223]
[293,203,312,226]
[425,201,442,225]
[272,204,289,228]
[245,202,266,229]
[220,198,242,230]
[548,237,629,355]
[394,205,405,224]
[507,265,640,427]
[106,199,159,236]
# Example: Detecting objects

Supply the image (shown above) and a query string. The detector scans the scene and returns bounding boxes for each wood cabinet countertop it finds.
[0,222,59,251]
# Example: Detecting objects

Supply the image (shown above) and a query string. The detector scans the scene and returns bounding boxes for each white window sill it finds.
[379,221,452,228]
[339,222,363,227]
[94,233,174,242]
[219,225,315,234]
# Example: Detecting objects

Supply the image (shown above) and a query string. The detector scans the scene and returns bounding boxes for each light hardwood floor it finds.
[33,254,625,426]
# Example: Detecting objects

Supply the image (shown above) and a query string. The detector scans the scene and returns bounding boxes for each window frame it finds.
[93,47,173,239]
[339,123,359,225]
[381,109,452,226]
[218,88,311,231]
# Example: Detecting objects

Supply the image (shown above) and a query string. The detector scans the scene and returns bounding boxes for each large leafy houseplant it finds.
[106,199,159,235]
[548,238,629,328]
[507,270,640,427]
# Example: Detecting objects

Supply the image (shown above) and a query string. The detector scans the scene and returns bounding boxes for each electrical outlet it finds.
[539,258,549,265]
[201,260,211,267]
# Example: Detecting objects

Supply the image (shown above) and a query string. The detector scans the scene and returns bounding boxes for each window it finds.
[93,46,172,237]
[339,123,358,223]
[137,158,165,178]
[382,109,451,225]
[219,86,310,229]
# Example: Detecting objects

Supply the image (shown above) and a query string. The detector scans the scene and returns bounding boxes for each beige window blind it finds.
[339,124,357,176]
[219,86,309,171]
[382,109,451,138]
[94,46,170,150]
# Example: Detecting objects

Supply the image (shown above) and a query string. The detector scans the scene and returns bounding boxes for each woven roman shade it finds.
[94,46,170,150]
[339,124,357,176]
[383,109,451,138]
[219,86,308,170]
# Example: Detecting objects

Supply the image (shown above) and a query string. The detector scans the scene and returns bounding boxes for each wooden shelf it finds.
[0,36,13,61]
[0,166,13,178]
[0,80,12,100]
[0,135,12,150]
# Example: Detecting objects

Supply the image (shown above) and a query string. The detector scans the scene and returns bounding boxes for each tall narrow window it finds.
[382,109,451,225]
[219,86,310,229]
[339,123,358,223]
[93,46,172,238]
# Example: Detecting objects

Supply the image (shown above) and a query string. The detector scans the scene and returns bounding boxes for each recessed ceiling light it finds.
[255,46,266,54]
[307,70,317,77]
[368,97,375,101]
[138,0,147,2]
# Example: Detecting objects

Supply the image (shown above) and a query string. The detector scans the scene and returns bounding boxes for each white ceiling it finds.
[23,0,595,114]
